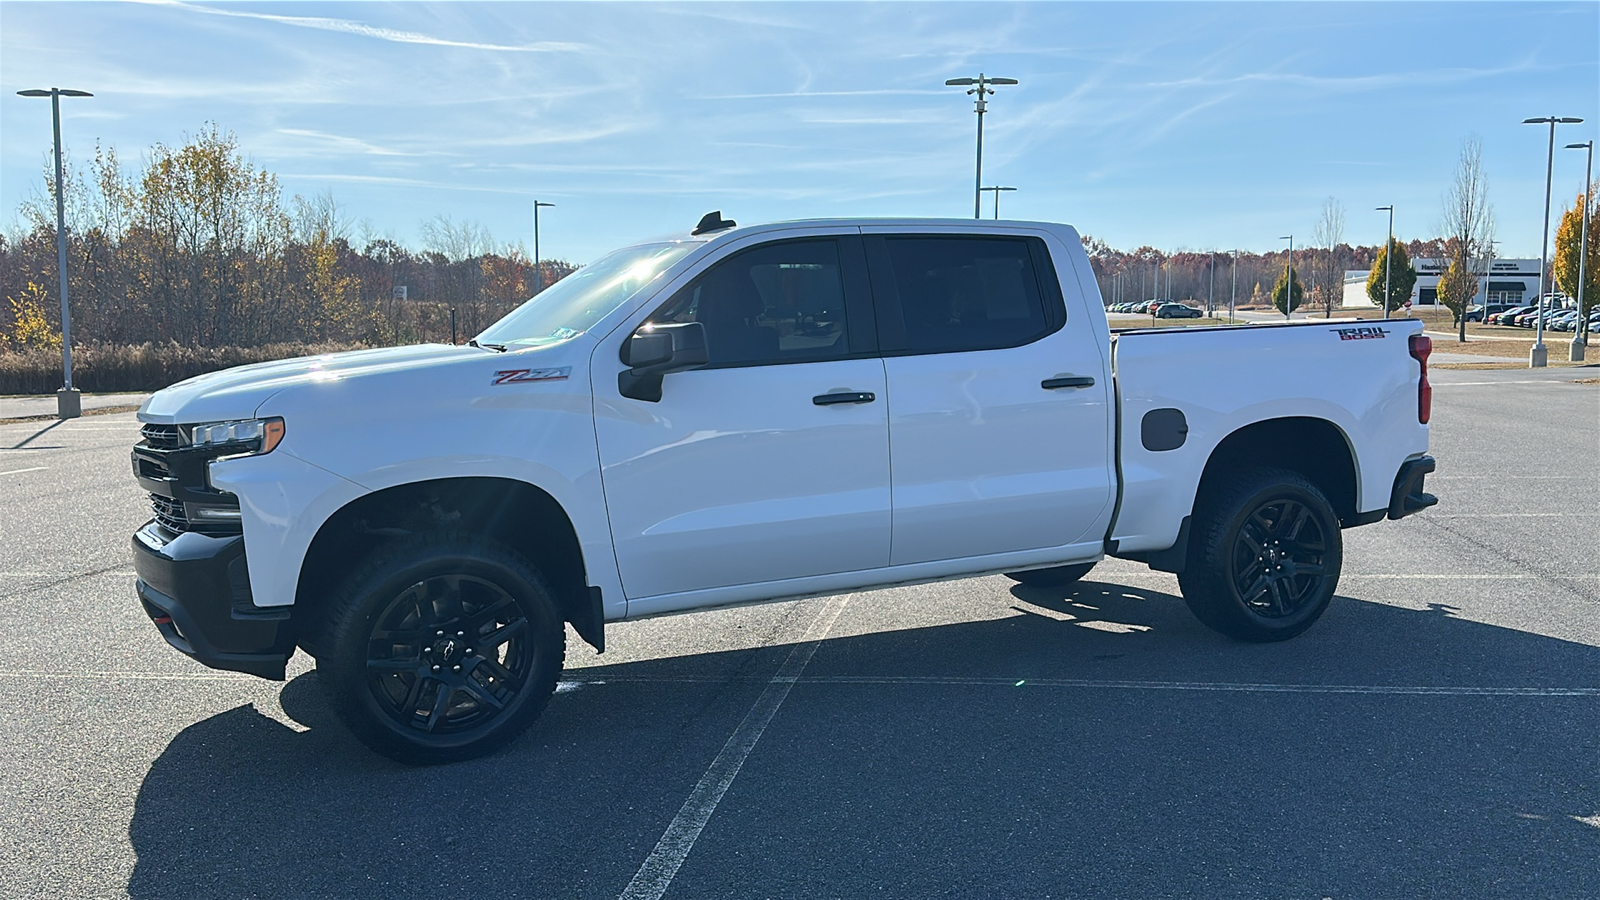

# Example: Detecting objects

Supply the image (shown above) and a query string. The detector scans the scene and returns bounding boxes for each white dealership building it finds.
[1343,258,1541,308]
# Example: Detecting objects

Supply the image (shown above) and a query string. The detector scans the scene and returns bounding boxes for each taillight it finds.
[1409,334,1432,424]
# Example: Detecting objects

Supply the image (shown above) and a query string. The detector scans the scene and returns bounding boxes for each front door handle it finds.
[1042,375,1096,390]
[813,391,876,406]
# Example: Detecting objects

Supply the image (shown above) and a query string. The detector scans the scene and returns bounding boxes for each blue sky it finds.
[2,1,1596,263]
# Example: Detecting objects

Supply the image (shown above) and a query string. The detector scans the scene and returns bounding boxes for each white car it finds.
[131,214,1437,763]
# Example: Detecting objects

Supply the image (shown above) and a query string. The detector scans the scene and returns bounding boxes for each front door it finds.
[593,233,891,600]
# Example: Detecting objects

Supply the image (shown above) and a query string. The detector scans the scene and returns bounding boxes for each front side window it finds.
[876,236,1055,354]
[650,239,851,367]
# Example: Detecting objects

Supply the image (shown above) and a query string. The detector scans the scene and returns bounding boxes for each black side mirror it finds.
[618,322,709,402]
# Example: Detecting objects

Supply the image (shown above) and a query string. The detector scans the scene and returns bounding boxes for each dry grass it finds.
[0,342,368,394]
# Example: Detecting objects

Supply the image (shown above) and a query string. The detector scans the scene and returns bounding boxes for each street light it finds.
[980,185,1016,219]
[946,74,1018,219]
[1566,140,1593,361]
[1523,115,1584,367]
[17,87,93,419]
[1280,235,1294,320]
[1230,249,1238,323]
[532,200,555,295]
[1375,205,1394,319]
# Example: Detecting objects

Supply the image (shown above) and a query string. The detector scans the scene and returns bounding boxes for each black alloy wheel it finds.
[1178,469,1342,642]
[364,574,535,737]
[318,533,564,764]
[1227,497,1328,619]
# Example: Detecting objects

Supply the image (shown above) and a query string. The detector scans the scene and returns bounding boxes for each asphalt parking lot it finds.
[2,367,1597,899]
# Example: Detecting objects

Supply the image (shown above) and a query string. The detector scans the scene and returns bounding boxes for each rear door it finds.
[862,229,1114,566]
[592,230,891,601]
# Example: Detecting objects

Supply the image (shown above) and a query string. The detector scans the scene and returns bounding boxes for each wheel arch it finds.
[295,477,602,656]
[1198,416,1359,525]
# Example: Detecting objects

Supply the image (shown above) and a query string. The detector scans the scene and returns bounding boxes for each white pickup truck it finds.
[130,214,1437,763]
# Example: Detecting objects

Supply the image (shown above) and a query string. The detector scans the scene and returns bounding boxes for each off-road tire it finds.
[1177,468,1342,642]
[316,532,565,765]
[1005,562,1097,587]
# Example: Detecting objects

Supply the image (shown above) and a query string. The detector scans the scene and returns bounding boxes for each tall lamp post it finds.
[1523,116,1584,367]
[532,200,555,295]
[1566,140,1593,361]
[1279,235,1295,320]
[1375,205,1394,319]
[980,185,1016,219]
[17,87,93,419]
[1230,249,1238,323]
[946,74,1017,219]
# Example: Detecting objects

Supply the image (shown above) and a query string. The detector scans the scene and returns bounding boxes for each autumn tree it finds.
[1438,137,1493,340]
[1367,240,1417,315]
[1553,187,1598,338]
[1435,256,1479,336]
[1271,266,1304,318]
[1311,197,1346,318]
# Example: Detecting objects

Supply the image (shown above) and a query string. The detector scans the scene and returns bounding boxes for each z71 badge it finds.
[1335,326,1390,341]
[492,367,571,385]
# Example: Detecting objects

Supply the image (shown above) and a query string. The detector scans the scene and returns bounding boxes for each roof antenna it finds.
[692,211,736,235]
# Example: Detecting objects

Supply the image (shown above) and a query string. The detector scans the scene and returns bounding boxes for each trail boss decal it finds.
[1335,326,1391,341]
[492,367,571,385]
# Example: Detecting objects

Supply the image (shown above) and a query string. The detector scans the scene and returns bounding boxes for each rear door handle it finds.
[813,391,876,406]
[1042,376,1096,390]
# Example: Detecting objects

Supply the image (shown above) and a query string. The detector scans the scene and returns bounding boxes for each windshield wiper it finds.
[469,340,508,353]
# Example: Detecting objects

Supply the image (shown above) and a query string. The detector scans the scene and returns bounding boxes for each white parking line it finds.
[0,466,48,476]
[564,674,1600,697]
[617,594,852,900]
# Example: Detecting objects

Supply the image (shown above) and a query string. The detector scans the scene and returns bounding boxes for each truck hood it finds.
[138,344,488,424]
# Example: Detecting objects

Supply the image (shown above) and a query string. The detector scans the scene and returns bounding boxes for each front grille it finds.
[150,493,189,534]
[140,423,183,449]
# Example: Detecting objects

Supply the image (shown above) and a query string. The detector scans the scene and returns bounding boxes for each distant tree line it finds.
[0,125,574,354]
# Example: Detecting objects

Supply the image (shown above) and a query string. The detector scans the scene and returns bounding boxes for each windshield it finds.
[474,242,695,348]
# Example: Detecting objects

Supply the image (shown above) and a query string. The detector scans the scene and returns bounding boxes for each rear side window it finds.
[868,235,1061,354]
[649,238,857,368]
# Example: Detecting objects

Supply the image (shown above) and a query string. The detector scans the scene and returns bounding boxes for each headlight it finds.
[187,417,285,455]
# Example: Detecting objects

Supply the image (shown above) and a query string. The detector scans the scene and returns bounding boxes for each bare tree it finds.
[1312,197,1346,317]
[1439,137,1494,341]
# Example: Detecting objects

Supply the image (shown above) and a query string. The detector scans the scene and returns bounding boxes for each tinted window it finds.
[878,237,1053,353]
[651,239,851,367]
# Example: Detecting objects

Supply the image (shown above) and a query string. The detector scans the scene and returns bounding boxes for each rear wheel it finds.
[316,533,565,765]
[1005,562,1096,587]
[1177,469,1341,642]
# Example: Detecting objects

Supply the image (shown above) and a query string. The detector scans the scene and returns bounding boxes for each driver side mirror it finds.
[619,321,709,402]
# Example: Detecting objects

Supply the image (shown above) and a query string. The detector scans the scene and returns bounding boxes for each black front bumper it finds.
[1388,455,1439,520]
[132,522,294,680]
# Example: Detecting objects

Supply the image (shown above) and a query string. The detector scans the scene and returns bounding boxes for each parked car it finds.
[1489,306,1532,326]
[1156,302,1204,319]
[130,214,1437,763]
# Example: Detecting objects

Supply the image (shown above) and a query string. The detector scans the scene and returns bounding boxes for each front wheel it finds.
[1177,469,1342,642]
[316,533,565,765]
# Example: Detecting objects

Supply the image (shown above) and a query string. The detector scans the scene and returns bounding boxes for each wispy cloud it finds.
[152,0,588,53]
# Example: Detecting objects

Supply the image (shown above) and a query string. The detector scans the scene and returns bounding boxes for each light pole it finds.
[946,74,1018,219]
[980,185,1016,219]
[1375,205,1394,319]
[1208,250,1216,317]
[532,200,554,295]
[1480,237,1497,326]
[1230,249,1238,323]
[17,87,93,418]
[1523,116,1584,367]
[1566,140,1593,361]
[1279,235,1294,320]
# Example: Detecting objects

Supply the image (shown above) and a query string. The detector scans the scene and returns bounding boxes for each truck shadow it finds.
[127,581,1600,900]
